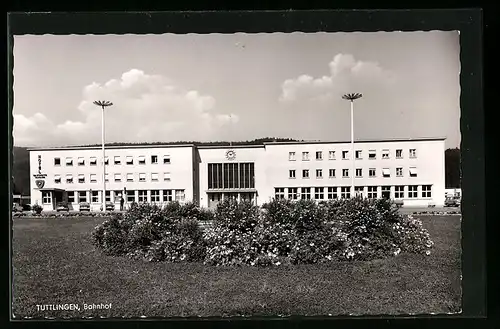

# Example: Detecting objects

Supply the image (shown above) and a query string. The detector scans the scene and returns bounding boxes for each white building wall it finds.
[263,139,446,207]
[29,145,194,211]
[197,146,266,208]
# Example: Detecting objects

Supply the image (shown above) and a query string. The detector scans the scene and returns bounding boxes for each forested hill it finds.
[12,142,462,197]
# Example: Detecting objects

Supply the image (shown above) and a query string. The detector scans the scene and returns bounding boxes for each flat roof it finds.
[28,144,195,152]
[263,137,447,146]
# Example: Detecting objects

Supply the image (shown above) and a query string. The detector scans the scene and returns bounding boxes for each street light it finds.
[93,100,113,212]
[342,93,362,198]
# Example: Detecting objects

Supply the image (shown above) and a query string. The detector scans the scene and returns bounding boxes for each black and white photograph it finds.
[9,11,476,320]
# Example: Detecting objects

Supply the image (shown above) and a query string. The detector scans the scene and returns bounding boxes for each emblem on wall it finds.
[225,150,236,161]
[35,180,45,189]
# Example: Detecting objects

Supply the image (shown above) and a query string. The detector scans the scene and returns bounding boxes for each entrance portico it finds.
[38,187,67,211]
[207,189,257,209]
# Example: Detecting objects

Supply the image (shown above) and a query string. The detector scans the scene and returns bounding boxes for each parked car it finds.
[445,197,461,207]
[79,202,91,212]
[56,202,70,212]
[12,202,23,212]
[22,204,32,211]
[105,202,115,211]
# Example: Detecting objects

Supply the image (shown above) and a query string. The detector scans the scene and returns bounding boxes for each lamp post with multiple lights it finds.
[93,100,113,212]
[342,93,362,198]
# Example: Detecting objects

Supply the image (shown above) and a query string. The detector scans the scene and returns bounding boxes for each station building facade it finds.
[29,137,446,211]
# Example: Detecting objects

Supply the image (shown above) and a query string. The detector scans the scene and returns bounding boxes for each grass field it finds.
[11,215,461,318]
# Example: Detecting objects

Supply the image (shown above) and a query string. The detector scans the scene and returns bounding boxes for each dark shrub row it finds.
[92,197,434,266]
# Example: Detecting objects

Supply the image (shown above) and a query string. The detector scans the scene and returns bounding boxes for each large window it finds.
[367,186,378,199]
[126,190,135,203]
[208,163,255,189]
[138,190,148,203]
[275,188,285,199]
[175,190,185,201]
[301,187,311,200]
[341,187,351,199]
[105,191,111,202]
[151,190,160,202]
[408,185,418,198]
[163,190,173,202]
[78,191,87,203]
[422,185,432,198]
[327,187,338,199]
[395,186,404,199]
[314,187,324,200]
[91,191,99,203]
[68,191,75,203]
[288,188,298,200]
[42,191,51,204]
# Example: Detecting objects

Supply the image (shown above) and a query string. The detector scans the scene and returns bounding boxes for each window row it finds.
[289,167,418,179]
[53,154,171,167]
[274,185,432,200]
[41,189,185,204]
[53,172,172,184]
[288,148,417,161]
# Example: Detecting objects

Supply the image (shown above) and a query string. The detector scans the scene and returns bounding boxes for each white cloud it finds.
[14,69,238,146]
[279,53,396,103]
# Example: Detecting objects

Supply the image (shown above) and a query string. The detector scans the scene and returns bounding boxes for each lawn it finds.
[11,215,461,318]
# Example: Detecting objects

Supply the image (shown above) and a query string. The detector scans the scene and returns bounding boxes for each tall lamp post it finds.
[342,93,362,198]
[93,100,113,212]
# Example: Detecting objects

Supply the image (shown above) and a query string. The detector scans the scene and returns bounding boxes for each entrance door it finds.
[240,192,255,204]
[208,193,222,209]
[381,186,391,200]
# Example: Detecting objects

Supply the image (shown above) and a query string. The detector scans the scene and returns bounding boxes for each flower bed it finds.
[92,197,434,267]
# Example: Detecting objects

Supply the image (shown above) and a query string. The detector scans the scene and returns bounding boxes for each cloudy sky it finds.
[13,32,460,148]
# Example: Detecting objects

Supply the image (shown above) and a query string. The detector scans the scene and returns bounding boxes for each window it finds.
[42,191,51,204]
[354,186,364,197]
[288,170,296,179]
[114,156,121,165]
[114,191,122,201]
[288,188,298,200]
[163,190,173,202]
[139,173,146,182]
[208,163,254,189]
[54,175,61,184]
[396,149,403,159]
[126,156,133,165]
[408,185,418,198]
[126,190,135,203]
[78,174,85,183]
[112,173,120,182]
[275,188,285,199]
[316,169,323,178]
[288,152,296,161]
[104,157,109,165]
[151,190,160,203]
[105,191,111,202]
[409,149,417,158]
[164,172,171,181]
[381,186,391,194]
[138,190,148,203]
[396,167,403,177]
[341,187,351,199]
[327,187,338,199]
[127,173,134,182]
[314,187,324,200]
[163,155,171,164]
[382,168,391,178]
[68,191,75,203]
[409,167,418,177]
[342,151,349,159]
[175,190,185,201]
[369,168,376,177]
[151,155,158,164]
[138,156,146,165]
[90,157,97,166]
[367,186,378,199]
[78,157,85,166]
[422,185,432,198]
[302,169,310,178]
[382,149,390,159]
[342,169,349,178]
[301,187,311,200]
[395,186,404,199]
[90,174,97,183]
[91,191,99,203]
[368,150,376,159]
[78,191,87,203]
[328,169,336,178]
[302,152,310,161]
[316,151,323,160]
[328,151,336,160]
[54,158,61,166]
[356,168,362,178]
[66,174,73,184]
[66,157,73,166]
[105,173,109,182]
[151,173,159,182]
[355,150,362,159]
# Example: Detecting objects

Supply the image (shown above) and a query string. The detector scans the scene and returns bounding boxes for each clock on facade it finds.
[225,150,236,161]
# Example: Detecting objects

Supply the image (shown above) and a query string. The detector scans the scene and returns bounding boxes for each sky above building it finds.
[13,31,461,148]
